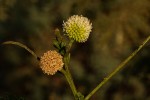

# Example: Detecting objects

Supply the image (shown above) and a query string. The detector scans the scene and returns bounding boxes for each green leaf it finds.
[53,40,60,49]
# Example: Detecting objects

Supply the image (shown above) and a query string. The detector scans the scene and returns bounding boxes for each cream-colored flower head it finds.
[63,15,92,42]
[40,50,64,75]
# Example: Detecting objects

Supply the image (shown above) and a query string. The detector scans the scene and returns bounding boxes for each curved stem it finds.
[85,36,150,100]
[2,41,38,59]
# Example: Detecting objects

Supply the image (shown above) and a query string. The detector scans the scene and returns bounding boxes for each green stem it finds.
[85,36,150,100]
[2,41,38,59]
[61,69,77,97]
[61,40,78,98]
[66,39,74,52]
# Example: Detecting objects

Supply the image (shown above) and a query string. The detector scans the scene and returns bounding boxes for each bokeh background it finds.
[0,0,150,100]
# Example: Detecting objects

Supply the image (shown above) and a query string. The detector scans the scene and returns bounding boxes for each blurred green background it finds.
[0,0,150,100]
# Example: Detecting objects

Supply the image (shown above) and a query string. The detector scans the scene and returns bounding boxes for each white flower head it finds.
[63,15,92,42]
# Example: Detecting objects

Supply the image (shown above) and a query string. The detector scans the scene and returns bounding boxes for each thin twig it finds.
[85,36,150,100]
[2,41,38,59]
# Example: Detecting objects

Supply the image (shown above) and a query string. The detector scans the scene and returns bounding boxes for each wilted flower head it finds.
[63,15,92,42]
[40,50,64,75]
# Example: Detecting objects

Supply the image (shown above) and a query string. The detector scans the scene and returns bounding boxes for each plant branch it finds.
[85,36,150,100]
[2,41,38,59]
[61,40,78,99]
[61,67,77,98]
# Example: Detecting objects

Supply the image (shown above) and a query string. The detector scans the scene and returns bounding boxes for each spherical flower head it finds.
[63,15,92,42]
[40,50,64,75]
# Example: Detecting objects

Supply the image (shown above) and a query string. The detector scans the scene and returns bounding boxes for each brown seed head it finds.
[40,50,64,75]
